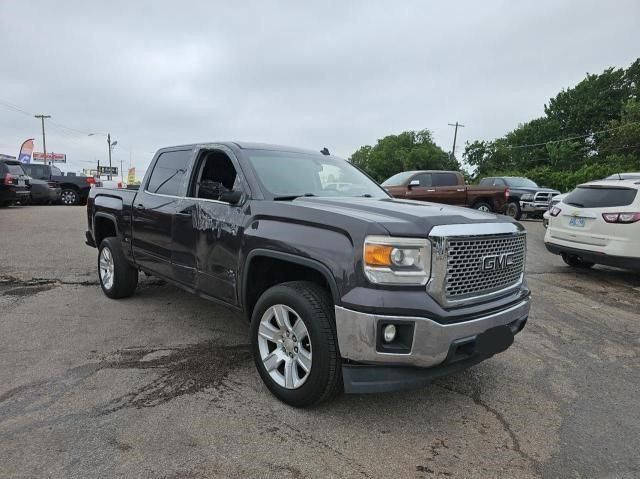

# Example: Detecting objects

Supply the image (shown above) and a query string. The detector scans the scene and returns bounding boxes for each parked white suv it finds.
[545,179,640,270]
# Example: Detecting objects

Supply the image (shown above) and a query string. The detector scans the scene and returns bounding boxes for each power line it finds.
[504,122,640,150]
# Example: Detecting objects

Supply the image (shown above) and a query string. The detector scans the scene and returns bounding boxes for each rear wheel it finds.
[505,201,522,220]
[250,281,341,407]
[98,237,139,298]
[473,201,493,213]
[61,189,80,205]
[562,253,595,269]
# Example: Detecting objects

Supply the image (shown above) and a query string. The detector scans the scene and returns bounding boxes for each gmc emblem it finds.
[482,253,514,271]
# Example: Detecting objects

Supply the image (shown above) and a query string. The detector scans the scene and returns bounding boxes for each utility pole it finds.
[448,121,465,161]
[107,133,113,180]
[35,114,51,164]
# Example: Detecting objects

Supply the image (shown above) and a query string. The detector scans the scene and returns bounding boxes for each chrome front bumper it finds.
[335,297,530,368]
[521,201,549,213]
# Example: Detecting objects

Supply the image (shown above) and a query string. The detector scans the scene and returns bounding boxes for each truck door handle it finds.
[134,203,144,210]
[456,188,465,192]
[427,189,436,192]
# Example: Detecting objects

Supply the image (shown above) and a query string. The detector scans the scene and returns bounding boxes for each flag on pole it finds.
[18,138,34,164]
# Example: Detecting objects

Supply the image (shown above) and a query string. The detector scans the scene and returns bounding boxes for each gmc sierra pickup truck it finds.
[86,142,530,407]
[382,170,509,213]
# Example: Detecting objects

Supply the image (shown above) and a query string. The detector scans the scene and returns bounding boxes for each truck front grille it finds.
[445,234,526,299]
[534,191,557,204]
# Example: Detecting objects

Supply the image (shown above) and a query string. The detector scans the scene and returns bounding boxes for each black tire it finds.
[472,201,493,213]
[505,201,522,220]
[250,281,342,408]
[60,188,80,205]
[562,253,595,269]
[98,237,139,299]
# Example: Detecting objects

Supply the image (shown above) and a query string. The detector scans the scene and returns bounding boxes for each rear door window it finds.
[565,186,637,208]
[414,173,432,187]
[433,172,459,187]
[146,150,192,196]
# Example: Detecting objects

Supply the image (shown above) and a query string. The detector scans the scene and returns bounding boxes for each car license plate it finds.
[569,217,586,227]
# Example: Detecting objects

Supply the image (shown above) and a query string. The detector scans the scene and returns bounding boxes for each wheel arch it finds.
[94,212,119,245]
[242,249,340,320]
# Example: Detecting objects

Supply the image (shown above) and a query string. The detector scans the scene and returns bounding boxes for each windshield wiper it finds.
[273,193,316,201]
[357,194,373,198]
[567,202,584,207]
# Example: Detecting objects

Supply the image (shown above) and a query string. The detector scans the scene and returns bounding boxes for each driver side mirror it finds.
[220,190,243,205]
[408,179,420,190]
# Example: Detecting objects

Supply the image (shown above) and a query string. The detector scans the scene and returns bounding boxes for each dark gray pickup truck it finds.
[86,142,530,407]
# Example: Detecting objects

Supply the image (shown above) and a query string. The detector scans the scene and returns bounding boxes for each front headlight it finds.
[520,193,534,201]
[363,236,431,285]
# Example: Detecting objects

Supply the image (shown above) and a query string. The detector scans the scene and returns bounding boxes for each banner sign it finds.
[18,139,34,164]
[127,167,136,184]
[33,152,66,163]
[98,166,118,175]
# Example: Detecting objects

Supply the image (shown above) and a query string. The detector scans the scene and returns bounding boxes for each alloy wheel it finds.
[99,247,115,289]
[257,304,312,389]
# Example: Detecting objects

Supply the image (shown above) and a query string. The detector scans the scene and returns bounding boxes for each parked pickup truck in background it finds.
[478,177,559,220]
[86,142,530,407]
[382,170,508,213]
[22,163,95,205]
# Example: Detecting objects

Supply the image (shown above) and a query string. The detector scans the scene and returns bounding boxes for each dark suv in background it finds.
[22,163,94,205]
[478,176,559,220]
[0,159,30,206]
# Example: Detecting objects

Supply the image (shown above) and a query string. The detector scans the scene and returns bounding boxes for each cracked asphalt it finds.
[1,205,639,478]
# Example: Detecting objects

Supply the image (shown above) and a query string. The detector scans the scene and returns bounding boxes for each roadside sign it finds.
[33,152,66,163]
[127,167,136,184]
[98,166,118,175]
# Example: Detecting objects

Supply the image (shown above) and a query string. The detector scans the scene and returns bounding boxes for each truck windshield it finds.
[381,171,415,186]
[505,178,538,188]
[246,150,388,199]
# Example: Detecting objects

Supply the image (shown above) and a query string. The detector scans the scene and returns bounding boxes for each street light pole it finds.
[35,114,51,164]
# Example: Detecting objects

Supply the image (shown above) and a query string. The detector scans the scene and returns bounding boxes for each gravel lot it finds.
[1,205,639,478]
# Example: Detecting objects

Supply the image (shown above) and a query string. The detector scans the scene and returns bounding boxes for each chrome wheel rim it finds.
[477,204,491,212]
[99,247,115,289]
[257,304,312,389]
[61,191,76,205]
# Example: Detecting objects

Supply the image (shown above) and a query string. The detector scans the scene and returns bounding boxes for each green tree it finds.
[349,130,456,182]
[463,58,640,188]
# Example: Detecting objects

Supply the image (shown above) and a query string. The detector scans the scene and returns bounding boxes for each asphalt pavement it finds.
[1,206,639,478]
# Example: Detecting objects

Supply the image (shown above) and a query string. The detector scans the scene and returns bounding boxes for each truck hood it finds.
[510,187,560,195]
[288,196,516,236]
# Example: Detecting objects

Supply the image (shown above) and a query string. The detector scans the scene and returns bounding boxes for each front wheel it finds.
[250,281,341,407]
[98,237,139,298]
[505,201,522,220]
[61,189,80,205]
[562,253,595,269]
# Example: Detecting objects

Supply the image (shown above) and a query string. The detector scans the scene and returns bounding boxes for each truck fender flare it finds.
[93,212,120,241]
[242,249,341,309]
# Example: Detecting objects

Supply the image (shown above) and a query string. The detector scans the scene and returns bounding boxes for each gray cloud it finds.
[1,0,638,176]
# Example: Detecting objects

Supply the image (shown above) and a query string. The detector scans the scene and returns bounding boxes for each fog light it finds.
[383,324,397,343]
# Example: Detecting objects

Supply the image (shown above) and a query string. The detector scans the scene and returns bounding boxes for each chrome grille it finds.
[534,191,557,203]
[445,234,526,299]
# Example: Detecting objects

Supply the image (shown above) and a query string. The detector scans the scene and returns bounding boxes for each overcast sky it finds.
[0,1,638,176]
